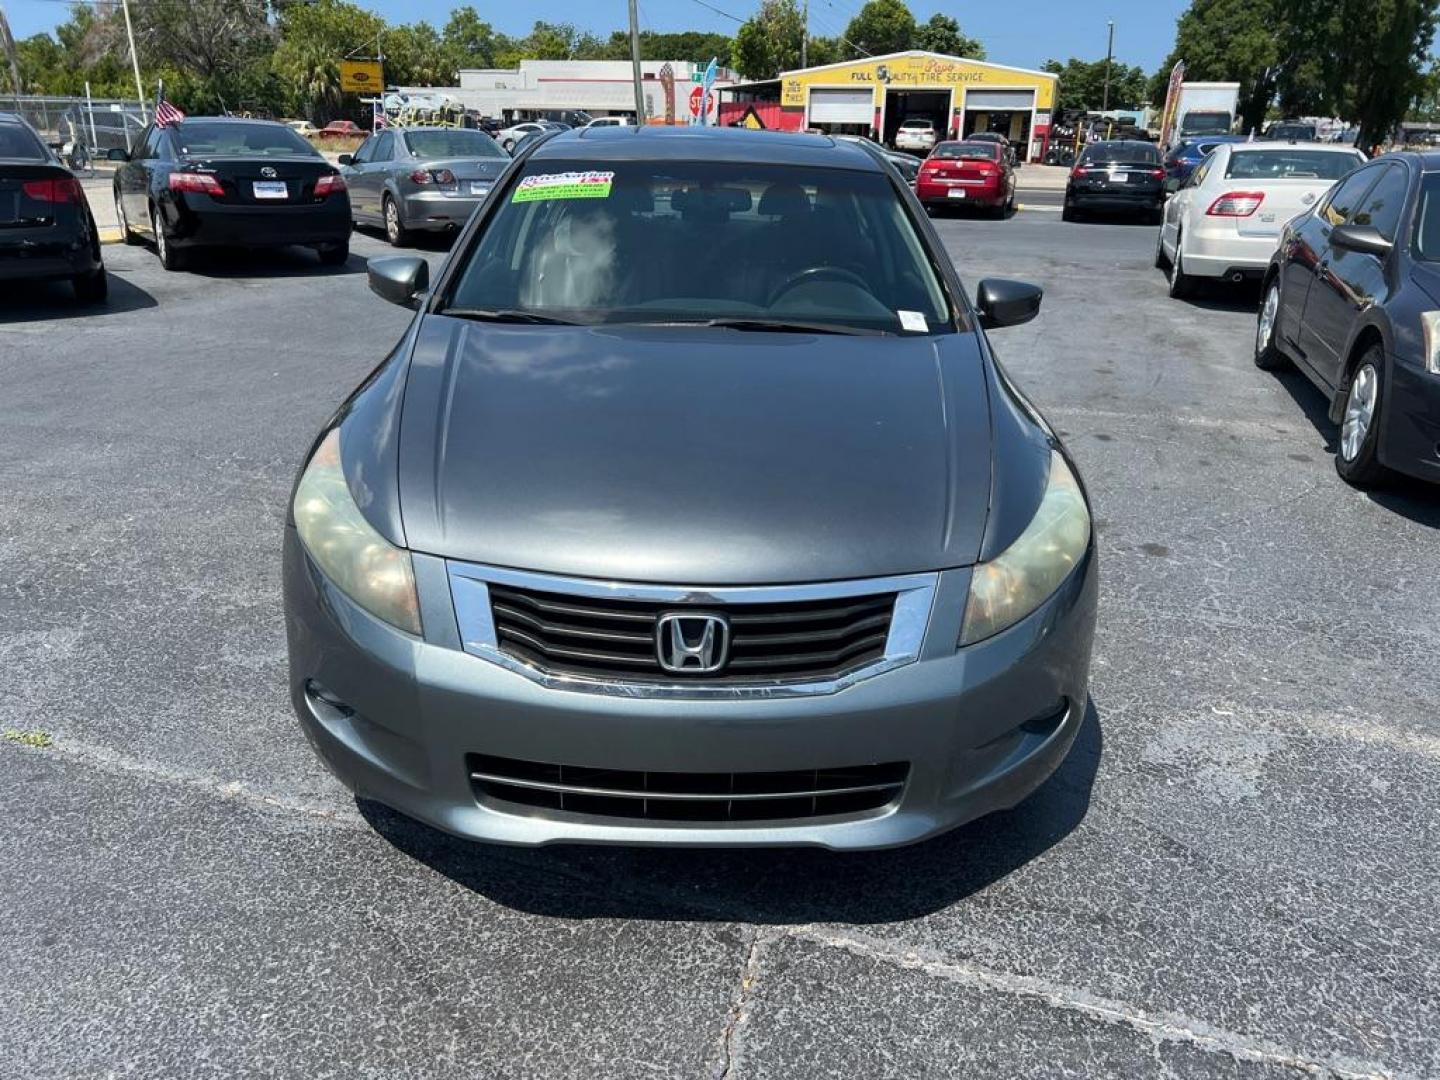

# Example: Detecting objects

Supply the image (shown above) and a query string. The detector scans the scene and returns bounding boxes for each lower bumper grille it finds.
[468,754,909,822]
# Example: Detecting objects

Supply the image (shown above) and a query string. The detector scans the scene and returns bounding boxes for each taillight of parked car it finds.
[1148,167,1166,181]
[1207,191,1265,217]
[314,174,347,197]
[410,168,457,185]
[21,177,84,203]
[1070,165,1089,178]
[168,172,226,196]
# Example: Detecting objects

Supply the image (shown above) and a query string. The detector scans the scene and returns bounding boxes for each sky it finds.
[6,0,1191,75]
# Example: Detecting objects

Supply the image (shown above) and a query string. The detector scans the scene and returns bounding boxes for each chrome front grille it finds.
[446,564,938,698]
[487,583,895,683]
[468,754,909,822]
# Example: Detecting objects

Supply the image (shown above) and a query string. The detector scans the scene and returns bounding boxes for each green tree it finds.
[442,7,503,69]
[386,22,455,86]
[843,0,916,58]
[805,36,844,67]
[1310,0,1439,146]
[1042,56,1149,111]
[732,0,804,79]
[272,0,384,120]
[594,30,733,66]
[914,13,983,58]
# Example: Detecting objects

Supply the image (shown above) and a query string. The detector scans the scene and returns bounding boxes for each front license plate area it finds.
[253,180,288,199]
[946,188,966,199]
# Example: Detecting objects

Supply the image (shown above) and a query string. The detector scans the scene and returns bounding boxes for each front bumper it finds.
[1381,353,1440,482]
[400,189,489,232]
[284,532,1099,850]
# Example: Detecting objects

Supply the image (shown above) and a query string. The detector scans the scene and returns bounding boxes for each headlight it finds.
[293,429,422,635]
[960,449,1091,646]
[1420,311,1440,374]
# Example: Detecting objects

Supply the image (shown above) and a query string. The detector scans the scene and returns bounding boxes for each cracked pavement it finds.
[2,213,1437,1078]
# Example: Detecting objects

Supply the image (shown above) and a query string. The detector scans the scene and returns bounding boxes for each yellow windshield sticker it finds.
[512,171,615,203]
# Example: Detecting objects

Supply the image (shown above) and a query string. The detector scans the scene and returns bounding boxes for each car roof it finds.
[175,116,288,127]
[1087,139,1154,149]
[528,126,885,171]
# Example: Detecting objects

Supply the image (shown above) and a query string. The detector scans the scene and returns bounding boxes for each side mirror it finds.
[1331,223,1393,258]
[976,278,1043,329]
[368,255,429,308]
[107,148,129,162]
[337,154,353,165]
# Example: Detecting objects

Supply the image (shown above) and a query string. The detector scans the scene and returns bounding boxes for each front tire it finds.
[383,196,409,247]
[152,205,185,271]
[1254,278,1288,371]
[1335,348,1390,487]
[1153,226,1170,270]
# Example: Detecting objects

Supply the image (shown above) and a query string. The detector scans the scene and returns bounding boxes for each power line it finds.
[686,0,745,24]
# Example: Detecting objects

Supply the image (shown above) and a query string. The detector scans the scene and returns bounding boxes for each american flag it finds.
[155,97,185,127]
[372,101,388,129]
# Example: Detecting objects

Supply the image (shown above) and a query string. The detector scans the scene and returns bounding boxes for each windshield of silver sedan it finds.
[440,159,955,334]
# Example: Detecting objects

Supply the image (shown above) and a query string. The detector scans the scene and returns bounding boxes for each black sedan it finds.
[1256,152,1440,486]
[111,117,350,271]
[0,112,106,303]
[1062,140,1165,223]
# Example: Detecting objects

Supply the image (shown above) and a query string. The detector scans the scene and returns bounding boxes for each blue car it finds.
[1163,134,1248,188]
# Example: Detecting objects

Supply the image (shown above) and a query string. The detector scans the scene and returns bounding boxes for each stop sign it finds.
[689,86,707,117]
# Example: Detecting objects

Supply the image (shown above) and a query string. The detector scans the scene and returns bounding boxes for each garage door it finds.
[964,90,1035,110]
[809,88,874,125]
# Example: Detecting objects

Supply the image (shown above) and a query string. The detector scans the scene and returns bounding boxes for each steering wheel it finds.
[768,265,871,306]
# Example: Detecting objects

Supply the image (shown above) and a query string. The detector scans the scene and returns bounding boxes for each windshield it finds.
[934,142,998,160]
[1181,112,1231,135]
[404,129,505,160]
[1080,143,1160,165]
[174,122,318,157]
[1268,125,1316,140]
[1225,149,1363,180]
[442,159,953,334]
[901,121,932,130]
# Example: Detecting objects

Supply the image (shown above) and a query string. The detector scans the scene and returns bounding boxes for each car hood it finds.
[392,316,995,584]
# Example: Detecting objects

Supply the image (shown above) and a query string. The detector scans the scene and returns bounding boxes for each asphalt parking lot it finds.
[3,207,1438,1079]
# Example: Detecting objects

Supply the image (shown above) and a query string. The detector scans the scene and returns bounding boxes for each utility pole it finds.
[1101,19,1114,113]
[801,0,808,69]
[0,4,23,107]
[120,0,148,121]
[627,0,645,122]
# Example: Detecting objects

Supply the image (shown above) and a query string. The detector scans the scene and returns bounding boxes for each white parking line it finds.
[1016,204,1063,213]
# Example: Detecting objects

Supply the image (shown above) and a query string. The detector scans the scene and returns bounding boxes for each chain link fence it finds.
[4,94,149,172]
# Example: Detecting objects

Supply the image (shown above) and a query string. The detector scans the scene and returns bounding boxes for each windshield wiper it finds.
[693,317,882,336]
[442,308,582,325]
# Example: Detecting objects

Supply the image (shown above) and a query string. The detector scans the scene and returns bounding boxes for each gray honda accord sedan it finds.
[284,125,1097,850]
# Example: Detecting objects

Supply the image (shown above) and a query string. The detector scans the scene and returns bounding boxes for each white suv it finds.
[894,119,938,154]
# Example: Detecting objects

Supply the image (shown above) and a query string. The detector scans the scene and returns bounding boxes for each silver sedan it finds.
[339,127,510,246]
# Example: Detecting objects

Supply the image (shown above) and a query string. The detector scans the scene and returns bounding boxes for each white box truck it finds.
[1174,82,1240,139]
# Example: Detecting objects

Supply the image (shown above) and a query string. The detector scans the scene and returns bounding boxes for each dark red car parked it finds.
[916,140,1015,218]
[318,120,366,139]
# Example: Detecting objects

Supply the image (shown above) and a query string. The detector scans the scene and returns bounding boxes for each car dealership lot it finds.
[3,218,1437,1077]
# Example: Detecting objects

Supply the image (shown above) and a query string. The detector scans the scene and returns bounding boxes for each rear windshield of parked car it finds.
[901,120,933,129]
[443,159,954,334]
[933,142,998,160]
[0,124,46,160]
[1080,143,1160,165]
[404,129,506,159]
[1225,149,1364,180]
[173,122,319,158]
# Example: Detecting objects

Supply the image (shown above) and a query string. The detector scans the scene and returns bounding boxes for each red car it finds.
[318,120,366,139]
[916,141,1016,217]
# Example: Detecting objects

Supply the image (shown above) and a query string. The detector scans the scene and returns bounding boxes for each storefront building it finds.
[719,51,1058,161]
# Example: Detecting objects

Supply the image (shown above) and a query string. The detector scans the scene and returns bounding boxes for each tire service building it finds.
[718,51,1058,162]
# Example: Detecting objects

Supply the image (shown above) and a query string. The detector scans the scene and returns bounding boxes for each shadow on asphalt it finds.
[359,698,1103,925]
[352,226,457,254]
[0,272,157,323]
[1271,366,1440,522]
[172,244,364,279]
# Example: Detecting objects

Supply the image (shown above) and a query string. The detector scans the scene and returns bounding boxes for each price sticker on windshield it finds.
[512,171,615,203]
